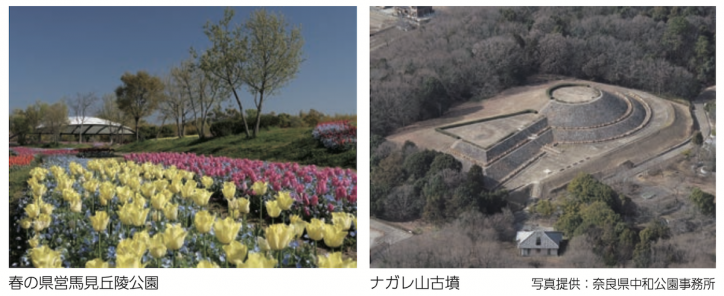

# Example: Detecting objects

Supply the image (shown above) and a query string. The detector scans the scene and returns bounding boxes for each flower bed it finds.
[10,155,35,169]
[312,121,356,151]
[11,147,79,156]
[14,153,356,268]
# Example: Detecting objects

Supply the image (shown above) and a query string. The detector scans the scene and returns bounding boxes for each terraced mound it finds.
[541,87,629,128]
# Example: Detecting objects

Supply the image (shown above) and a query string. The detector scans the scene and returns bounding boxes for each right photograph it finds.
[370,6,715,268]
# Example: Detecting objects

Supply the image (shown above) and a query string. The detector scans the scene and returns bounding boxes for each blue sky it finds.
[9,6,357,119]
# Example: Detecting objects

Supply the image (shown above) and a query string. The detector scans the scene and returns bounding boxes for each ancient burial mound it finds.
[540,84,651,143]
[436,83,653,189]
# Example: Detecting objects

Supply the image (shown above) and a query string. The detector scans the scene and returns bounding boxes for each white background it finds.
[1,1,721,295]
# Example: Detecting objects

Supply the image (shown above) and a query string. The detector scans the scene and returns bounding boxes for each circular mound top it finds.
[541,87,630,128]
[551,86,601,103]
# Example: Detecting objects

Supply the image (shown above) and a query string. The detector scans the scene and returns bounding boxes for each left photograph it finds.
[9,6,357,268]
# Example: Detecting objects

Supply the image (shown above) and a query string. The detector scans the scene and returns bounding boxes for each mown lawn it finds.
[116,127,356,169]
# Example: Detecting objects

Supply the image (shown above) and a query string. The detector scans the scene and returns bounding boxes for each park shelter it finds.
[35,116,134,140]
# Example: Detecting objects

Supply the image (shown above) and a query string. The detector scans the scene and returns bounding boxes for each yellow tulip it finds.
[69,198,83,213]
[164,203,179,221]
[116,186,133,204]
[83,171,94,182]
[194,211,215,234]
[265,200,281,218]
[33,214,52,232]
[117,204,134,226]
[132,193,147,208]
[28,235,39,248]
[306,218,325,241]
[168,178,182,194]
[192,189,212,207]
[222,182,236,200]
[25,204,40,219]
[31,183,47,200]
[151,192,169,210]
[236,252,277,268]
[222,241,248,265]
[39,202,54,215]
[163,224,187,250]
[61,188,79,202]
[265,224,295,251]
[181,180,197,199]
[141,182,156,199]
[238,197,250,214]
[85,258,109,268]
[99,182,115,206]
[20,217,33,230]
[317,252,356,268]
[251,181,268,196]
[201,176,214,188]
[214,217,241,245]
[275,191,294,211]
[83,179,99,196]
[133,230,151,246]
[197,260,219,268]
[154,179,169,192]
[130,206,151,227]
[323,224,348,248]
[353,216,357,230]
[332,212,353,230]
[290,215,308,239]
[30,167,48,181]
[184,171,195,181]
[256,236,271,252]
[115,253,146,268]
[127,178,141,192]
[149,234,167,259]
[90,211,110,232]
[117,238,147,258]
[30,245,62,268]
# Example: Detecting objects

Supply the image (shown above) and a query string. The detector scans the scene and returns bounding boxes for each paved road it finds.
[370,218,413,248]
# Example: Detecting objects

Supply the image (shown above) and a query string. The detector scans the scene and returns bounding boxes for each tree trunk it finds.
[135,117,140,141]
[79,124,84,143]
[228,81,251,138]
[253,91,265,138]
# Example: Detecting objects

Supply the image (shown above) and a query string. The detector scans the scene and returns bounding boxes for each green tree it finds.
[115,71,164,141]
[689,187,715,216]
[199,7,252,138]
[243,9,305,138]
[9,109,29,145]
[693,131,703,145]
[427,153,462,177]
[43,101,69,144]
[403,150,439,180]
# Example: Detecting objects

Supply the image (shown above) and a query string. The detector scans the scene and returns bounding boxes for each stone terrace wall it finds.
[484,129,553,186]
[553,96,648,143]
[486,117,549,160]
[542,91,629,128]
[451,140,488,163]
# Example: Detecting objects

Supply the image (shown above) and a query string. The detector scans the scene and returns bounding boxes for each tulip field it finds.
[312,121,357,151]
[12,152,357,268]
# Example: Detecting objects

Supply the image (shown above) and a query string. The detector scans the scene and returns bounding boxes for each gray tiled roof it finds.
[516,230,563,249]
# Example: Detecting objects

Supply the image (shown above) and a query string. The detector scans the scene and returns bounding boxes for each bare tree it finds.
[68,92,98,143]
[173,57,229,139]
[97,93,130,145]
[43,101,69,144]
[160,73,190,138]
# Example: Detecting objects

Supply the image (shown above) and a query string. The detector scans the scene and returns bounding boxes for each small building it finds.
[516,230,563,256]
[394,6,434,19]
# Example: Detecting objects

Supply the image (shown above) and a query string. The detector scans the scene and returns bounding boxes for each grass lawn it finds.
[116,127,356,169]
